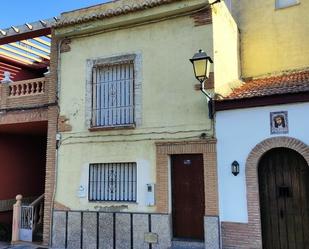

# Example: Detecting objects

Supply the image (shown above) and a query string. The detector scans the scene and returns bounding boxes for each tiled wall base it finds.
[204,216,220,249]
[52,211,171,249]
[52,211,221,249]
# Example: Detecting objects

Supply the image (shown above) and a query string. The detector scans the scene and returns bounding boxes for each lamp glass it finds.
[231,161,240,176]
[232,164,237,172]
[206,60,211,79]
[193,59,207,83]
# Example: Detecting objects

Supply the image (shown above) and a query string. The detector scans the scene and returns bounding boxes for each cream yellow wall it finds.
[212,1,241,96]
[231,0,309,78]
[55,5,213,212]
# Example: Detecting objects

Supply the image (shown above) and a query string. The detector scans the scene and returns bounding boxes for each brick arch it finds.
[245,136,309,248]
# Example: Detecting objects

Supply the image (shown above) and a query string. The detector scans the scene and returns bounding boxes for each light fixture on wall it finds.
[190,49,214,119]
[231,161,240,176]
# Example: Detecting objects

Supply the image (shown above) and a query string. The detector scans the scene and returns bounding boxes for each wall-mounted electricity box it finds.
[146,183,155,206]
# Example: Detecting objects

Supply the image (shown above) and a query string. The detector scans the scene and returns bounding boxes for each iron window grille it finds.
[91,61,135,127]
[88,162,137,202]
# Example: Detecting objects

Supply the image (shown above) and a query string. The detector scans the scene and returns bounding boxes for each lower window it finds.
[89,162,137,202]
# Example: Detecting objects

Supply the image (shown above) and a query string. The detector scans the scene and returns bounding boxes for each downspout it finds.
[49,34,64,246]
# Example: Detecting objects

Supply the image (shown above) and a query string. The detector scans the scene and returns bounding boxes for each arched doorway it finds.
[258,147,309,249]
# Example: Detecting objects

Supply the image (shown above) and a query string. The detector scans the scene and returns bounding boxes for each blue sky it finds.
[0,0,109,29]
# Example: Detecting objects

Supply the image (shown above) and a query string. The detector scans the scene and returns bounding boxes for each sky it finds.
[0,0,109,29]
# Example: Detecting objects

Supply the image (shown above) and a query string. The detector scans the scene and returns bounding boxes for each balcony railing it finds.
[9,78,46,97]
[0,77,49,109]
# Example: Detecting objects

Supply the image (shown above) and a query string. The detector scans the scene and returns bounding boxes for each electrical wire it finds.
[61,134,213,146]
[60,127,212,143]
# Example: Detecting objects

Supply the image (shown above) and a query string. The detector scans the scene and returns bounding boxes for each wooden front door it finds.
[258,148,309,249]
[171,154,205,240]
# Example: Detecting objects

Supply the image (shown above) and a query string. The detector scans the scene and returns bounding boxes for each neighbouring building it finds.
[0,19,58,244]
[51,0,220,249]
[214,0,309,248]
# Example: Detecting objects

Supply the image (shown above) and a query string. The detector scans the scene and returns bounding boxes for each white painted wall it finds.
[216,102,309,222]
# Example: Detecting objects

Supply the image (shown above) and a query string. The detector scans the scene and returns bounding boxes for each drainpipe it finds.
[49,34,64,246]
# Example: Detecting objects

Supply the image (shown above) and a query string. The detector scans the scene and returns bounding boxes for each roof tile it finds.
[54,0,183,28]
[225,70,309,100]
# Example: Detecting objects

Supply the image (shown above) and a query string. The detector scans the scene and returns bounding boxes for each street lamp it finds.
[190,49,213,83]
[190,49,214,119]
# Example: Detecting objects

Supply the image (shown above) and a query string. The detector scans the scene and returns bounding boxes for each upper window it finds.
[91,61,135,127]
[88,162,137,202]
[275,0,299,9]
[86,53,142,129]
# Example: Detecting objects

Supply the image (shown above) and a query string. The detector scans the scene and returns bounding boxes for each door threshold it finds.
[173,238,204,242]
[171,239,205,249]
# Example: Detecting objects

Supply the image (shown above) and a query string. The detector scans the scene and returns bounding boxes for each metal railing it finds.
[20,206,32,230]
[19,194,44,242]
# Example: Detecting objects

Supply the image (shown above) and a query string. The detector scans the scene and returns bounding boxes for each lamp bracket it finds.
[200,81,214,119]
[200,81,212,100]
[201,88,212,100]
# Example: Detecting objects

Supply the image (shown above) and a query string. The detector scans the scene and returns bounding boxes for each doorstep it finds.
[171,240,205,249]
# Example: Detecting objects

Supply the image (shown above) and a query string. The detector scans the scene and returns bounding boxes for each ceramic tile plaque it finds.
[270,111,289,134]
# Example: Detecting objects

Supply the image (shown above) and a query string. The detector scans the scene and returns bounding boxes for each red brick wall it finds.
[42,31,58,245]
[190,7,212,26]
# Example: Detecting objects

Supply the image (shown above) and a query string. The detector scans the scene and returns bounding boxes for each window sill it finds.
[89,200,138,204]
[89,124,135,132]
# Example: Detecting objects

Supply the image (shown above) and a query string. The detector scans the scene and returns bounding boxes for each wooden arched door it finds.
[258,148,309,249]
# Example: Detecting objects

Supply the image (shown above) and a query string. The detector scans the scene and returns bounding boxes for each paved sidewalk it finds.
[0,242,48,249]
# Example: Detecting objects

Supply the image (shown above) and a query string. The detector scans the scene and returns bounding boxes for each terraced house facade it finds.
[51,0,220,248]
[215,0,309,248]
[0,19,58,244]
[2,1,308,248]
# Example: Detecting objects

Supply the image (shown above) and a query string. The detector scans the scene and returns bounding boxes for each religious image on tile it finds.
[270,111,289,134]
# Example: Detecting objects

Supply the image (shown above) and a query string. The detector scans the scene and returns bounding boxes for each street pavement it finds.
[0,242,48,249]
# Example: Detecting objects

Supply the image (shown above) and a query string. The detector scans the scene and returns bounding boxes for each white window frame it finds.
[275,0,300,9]
[86,53,142,129]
